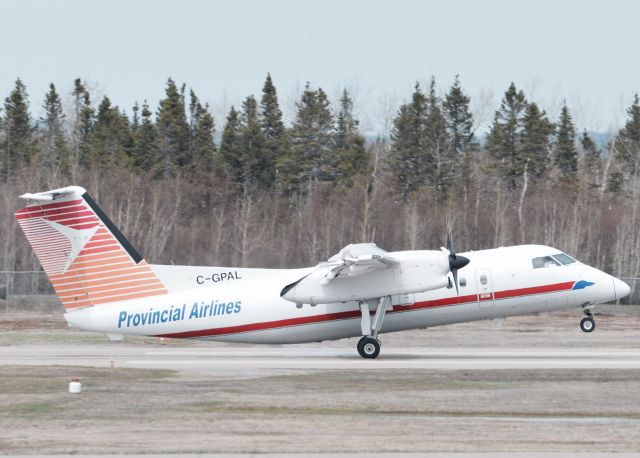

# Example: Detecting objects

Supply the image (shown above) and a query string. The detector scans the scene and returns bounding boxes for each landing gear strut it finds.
[357,296,391,359]
[580,308,596,333]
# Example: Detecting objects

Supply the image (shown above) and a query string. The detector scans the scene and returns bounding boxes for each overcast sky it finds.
[1,0,638,135]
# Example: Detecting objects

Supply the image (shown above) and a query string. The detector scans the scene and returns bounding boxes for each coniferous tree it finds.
[1,78,33,181]
[610,94,640,194]
[282,83,334,193]
[607,160,625,194]
[91,96,133,168]
[621,94,640,146]
[260,73,287,186]
[131,102,140,132]
[425,78,452,200]
[332,89,368,186]
[389,83,429,199]
[187,90,200,157]
[486,83,528,192]
[218,106,243,186]
[580,130,601,188]
[40,83,69,176]
[554,102,578,183]
[71,79,95,169]
[443,77,476,199]
[132,101,158,172]
[187,92,216,177]
[156,78,189,176]
[443,75,474,154]
[240,95,267,192]
[519,102,554,182]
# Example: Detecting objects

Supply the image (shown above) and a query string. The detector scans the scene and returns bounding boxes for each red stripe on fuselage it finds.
[156,281,575,339]
[158,310,362,339]
[493,281,574,299]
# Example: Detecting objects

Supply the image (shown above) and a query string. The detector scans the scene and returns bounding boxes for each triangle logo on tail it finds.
[43,219,100,273]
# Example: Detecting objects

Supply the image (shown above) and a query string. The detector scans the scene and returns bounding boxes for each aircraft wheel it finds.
[580,317,595,333]
[357,336,381,359]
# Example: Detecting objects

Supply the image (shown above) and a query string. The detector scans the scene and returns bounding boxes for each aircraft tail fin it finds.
[15,186,168,311]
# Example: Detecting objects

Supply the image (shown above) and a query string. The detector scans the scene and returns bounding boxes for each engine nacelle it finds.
[282,250,450,305]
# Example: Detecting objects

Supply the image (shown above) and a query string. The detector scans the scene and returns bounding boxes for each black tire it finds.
[357,336,381,359]
[580,317,595,333]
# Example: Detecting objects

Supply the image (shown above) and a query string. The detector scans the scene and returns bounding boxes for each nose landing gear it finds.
[580,309,596,333]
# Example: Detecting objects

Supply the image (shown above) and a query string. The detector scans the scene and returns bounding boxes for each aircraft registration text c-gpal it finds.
[196,271,242,285]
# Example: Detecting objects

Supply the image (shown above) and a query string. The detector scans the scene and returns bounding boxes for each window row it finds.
[532,253,576,269]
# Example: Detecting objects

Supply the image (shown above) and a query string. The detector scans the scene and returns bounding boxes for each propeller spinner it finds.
[445,224,470,295]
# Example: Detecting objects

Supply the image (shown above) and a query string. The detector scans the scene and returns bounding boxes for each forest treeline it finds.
[1,74,639,300]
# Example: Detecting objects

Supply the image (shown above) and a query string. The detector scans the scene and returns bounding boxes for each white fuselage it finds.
[64,245,627,344]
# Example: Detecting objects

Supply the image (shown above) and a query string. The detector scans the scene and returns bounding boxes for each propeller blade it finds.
[452,267,460,296]
[446,222,455,259]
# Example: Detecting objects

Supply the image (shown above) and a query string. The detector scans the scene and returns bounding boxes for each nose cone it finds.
[449,254,470,270]
[613,277,631,300]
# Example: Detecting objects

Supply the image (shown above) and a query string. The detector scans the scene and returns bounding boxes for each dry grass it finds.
[1,365,640,453]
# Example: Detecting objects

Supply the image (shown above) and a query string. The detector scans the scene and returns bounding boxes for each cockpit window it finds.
[552,253,577,265]
[532,256,561,269]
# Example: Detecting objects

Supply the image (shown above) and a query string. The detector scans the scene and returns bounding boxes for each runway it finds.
[2,344,640,373]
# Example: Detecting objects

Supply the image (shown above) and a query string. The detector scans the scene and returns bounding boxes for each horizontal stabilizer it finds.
[19,186,86,202]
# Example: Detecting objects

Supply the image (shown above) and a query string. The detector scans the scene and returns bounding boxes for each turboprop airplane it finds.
[15,186,631,359]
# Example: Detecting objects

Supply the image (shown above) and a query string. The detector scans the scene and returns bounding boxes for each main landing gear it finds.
[357,336,380,358]
[580,308,596,333]
[357,296,391,359]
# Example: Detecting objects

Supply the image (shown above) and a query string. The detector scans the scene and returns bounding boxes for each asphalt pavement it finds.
[2,344,640,373]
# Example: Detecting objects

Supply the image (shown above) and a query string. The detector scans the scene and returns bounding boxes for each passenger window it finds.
[480,275,487,285]
[459,277,467,287]
[552,253,576,265]
[532,256,561,269]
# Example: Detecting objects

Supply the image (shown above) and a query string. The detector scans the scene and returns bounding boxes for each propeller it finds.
[444,223,470,296]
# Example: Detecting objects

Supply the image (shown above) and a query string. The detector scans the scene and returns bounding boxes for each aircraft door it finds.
[475,269,494,308]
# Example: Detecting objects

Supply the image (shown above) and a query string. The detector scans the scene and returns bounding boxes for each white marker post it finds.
[68,377,81,394]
